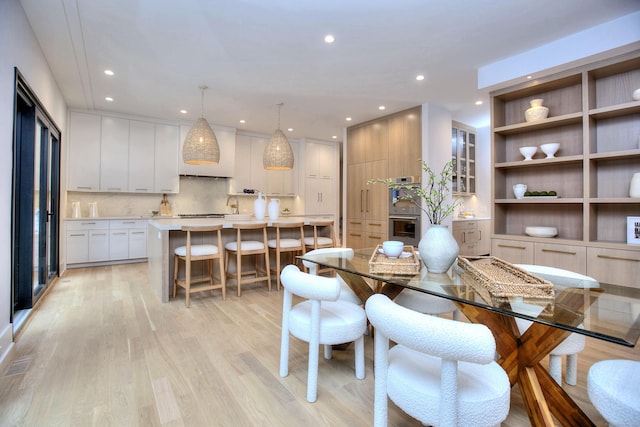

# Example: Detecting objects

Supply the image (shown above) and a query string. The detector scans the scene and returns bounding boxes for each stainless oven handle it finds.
[388,216,419,221]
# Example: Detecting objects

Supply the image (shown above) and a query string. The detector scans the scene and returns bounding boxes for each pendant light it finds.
[263,102,294,170]
[182,85,220,165]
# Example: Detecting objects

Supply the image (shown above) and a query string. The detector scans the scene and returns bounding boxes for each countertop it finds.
[148,215,334,231]
[452,217,490,221]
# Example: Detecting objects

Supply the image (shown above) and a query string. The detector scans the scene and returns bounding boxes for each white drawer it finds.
[109,219,147,229]
[66,220,109,231]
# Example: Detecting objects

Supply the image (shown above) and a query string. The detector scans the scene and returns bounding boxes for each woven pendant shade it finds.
[182,86,220,165]
[183,117,220,164]
[263,103,294,170]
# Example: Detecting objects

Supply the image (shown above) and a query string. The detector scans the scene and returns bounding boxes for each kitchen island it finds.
[147,215,334,302]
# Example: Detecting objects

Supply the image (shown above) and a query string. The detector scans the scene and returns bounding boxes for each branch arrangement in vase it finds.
[368,160,461,225]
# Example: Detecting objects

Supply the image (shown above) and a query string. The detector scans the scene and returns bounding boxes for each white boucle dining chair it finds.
[588,359,640,427]
[515,264,599,386]
[300,247,362,305]
[279,264,366,403]
[365,294,510,427]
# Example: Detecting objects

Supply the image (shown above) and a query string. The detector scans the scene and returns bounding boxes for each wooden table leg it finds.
[453,301,595,427]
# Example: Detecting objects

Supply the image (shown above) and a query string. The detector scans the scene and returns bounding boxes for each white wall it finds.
[0,0,67,365]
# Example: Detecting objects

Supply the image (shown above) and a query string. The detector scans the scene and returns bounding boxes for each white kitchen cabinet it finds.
[109,219,147,260]
[231,133,253,192]
[66,229,89,264]
[66,219,147,266]
[178,123,236,177]
[67,111,101,191]
[100,116,130,192]
[267,140,299,196]
[305,140,335,179]
[89,228,109,262]
[154,123,180,193]
[304,176,335,215]
[128,120,155,193]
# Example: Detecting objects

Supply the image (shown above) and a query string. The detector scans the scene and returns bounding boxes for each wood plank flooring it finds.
[0,262,638,426]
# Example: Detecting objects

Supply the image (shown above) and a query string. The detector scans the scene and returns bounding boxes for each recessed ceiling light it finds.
[332,135,337,139]
[324,34,335,43]
[475,100,483,106]
[287,128,293,132]
[239,119,246,124]
[527,75,533,80]
[104,69,114,76]
[180,109,187,114]
[346,117,352,121]
[378,105,386,110]
[416,75,425,81]
[105,96,113,102]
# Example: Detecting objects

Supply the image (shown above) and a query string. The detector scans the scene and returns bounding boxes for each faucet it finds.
[226,195,239,214]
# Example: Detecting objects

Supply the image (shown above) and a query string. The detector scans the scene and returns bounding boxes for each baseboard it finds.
[0,323,14,372]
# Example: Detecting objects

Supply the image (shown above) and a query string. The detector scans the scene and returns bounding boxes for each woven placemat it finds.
[369,245,421,275]
[457,256,555,300]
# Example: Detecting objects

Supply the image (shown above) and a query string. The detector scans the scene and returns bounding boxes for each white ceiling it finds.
[18,0,640,141]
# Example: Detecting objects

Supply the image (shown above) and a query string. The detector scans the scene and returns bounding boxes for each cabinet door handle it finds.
[366,190,370,213]
[542,248,577,255]
[369,223,382,228]
[69,233,86,237]
[498,244,526,250]
[360,190,364,213]
[597,254,639,263]
[131,231,145,235]
[349,233,362,237]
[135,188,149,192]
[112,232,127,236]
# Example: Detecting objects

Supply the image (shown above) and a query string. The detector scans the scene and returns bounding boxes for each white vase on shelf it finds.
[630,173,640,198]
[268,198,280,221]
[525,98,549,122]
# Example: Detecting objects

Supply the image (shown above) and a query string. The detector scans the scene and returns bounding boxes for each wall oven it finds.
[388,179,421,247]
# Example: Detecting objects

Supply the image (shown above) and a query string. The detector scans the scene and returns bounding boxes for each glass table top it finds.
[299,248,640,347]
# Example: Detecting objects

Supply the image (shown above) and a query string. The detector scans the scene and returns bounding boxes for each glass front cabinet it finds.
[452,121,476,195]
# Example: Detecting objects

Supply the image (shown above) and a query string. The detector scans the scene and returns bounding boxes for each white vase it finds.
[268,198,280,221]
[254,192,266,220]
[418,225,460,273]
[525,98,549,122]
[630,173,640,198]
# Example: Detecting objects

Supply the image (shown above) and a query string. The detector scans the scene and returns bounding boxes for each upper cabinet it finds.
[67,110,181,193]
[178,123,236,177]
[230,131,300,196]
[68,111,101,191]
[452,121,476,195]
[388,108,421,178]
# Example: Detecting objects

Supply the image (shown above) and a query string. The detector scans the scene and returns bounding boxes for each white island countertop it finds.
[148,215,334,231]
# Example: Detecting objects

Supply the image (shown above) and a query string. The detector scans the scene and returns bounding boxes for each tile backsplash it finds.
[65,176,301,218]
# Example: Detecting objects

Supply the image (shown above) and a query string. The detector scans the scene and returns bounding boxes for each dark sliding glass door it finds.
[12,69,60,316]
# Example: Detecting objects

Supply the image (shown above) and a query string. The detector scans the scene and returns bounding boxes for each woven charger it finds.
[369,245,421,275]
[457,255,554,300]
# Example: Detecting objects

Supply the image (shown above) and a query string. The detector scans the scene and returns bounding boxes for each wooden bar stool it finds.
[268,221,305,290]
[173,224,226,307]
[225,222,271,296]
[304,219,336,275]
[304,219,336,250]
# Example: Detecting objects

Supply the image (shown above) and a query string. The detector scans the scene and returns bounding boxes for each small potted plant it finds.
[369,160,461,272]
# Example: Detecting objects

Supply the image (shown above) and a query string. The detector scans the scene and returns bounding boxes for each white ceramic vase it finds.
[630,173,640,198]
[418,225,460,273]
[254,192,266,220]
[268,198,280,220]
[525,98,549,122]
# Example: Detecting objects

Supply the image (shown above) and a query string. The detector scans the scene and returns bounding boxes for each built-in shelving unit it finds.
[490,50,640,287]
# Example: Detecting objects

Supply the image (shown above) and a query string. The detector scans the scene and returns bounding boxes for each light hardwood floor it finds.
[1,262,638,426]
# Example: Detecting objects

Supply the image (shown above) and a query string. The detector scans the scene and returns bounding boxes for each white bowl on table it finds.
[540,143,560,158]
[519,146,538,161]
[382,240,404,258]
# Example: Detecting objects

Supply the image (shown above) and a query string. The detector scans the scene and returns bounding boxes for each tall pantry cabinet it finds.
[346,106,421,249]
[490,50,640,287]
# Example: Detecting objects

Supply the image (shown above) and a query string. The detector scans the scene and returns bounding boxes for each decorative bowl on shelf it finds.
[540,143,560,158]
[525,226,558,238]
[519,146,538,161]
[524,98,549,122]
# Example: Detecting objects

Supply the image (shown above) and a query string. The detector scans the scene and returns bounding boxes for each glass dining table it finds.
[298,248,640,427]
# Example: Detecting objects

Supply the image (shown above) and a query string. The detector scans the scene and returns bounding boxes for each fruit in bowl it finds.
[281,208,291,216]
